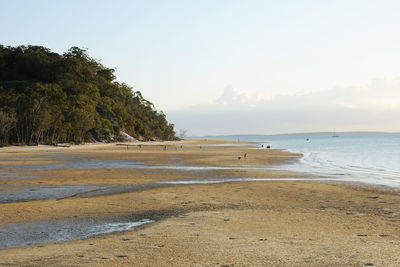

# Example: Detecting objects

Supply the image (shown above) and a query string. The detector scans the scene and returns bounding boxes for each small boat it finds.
[332,130,339,137]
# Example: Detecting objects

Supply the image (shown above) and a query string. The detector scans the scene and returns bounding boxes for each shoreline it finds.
[5,138,397,190]
[0,139,399,266]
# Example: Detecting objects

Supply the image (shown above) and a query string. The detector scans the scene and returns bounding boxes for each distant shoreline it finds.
[192,131,400,138]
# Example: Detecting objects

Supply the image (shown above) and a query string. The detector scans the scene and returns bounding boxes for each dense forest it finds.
[0,45,176,146]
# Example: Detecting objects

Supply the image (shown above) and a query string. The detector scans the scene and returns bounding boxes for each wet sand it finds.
[0,140,399,266]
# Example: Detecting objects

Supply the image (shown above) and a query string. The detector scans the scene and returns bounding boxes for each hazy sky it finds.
[2,0,400,135]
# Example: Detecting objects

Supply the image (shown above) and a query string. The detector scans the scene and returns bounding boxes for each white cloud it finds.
[166,78,400,136]
[212,78,400,110]
[214,85,270,107]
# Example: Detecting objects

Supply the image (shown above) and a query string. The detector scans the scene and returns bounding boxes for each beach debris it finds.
[357,234,368,237]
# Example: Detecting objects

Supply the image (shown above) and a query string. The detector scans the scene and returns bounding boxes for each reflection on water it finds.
[0,171,38,180]
[0,155,272,172]
[0,154,284,182]
[0,218,153,249]
[157,177,333,185]
[0,157,143,171]
[0,185,106,204]
[1,177,333,204]
[85,219,153,237]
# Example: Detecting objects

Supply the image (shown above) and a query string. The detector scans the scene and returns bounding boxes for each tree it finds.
[179,129,187,139]
[0,45,176,145]
[0,111,16,145]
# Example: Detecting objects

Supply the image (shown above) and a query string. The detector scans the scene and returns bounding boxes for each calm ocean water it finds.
[198,133,400,188]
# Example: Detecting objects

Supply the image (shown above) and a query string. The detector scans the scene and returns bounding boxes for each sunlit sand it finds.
[0,140,399,266]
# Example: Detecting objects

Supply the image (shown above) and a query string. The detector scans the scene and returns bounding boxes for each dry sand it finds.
[0,140,399,266]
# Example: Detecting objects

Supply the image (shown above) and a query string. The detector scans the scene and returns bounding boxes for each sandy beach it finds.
[0,140,399,266]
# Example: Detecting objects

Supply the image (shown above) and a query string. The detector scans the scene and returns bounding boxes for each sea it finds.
[197,133,400,189]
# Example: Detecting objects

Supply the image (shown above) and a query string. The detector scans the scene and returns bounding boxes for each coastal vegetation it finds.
[0,45,176,145]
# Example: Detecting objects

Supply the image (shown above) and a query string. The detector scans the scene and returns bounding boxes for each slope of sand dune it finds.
[0,140,399,266]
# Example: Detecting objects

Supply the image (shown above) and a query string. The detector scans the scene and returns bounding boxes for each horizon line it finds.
[189,131,400,138]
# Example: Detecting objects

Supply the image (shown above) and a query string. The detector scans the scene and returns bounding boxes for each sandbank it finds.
[0,139,399,266]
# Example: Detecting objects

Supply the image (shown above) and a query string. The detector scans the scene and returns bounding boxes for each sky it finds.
[2,0,400,135]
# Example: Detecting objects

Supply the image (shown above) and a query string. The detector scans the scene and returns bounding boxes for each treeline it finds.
[0,45,176,145]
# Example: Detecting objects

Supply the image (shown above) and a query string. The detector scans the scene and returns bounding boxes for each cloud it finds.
[213,78,400,110]
[166,78,400,135]
[214,85,270,107]
[215,85,237,104]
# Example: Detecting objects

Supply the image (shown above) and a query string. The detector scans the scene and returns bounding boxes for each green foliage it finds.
[0,45,176,145]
